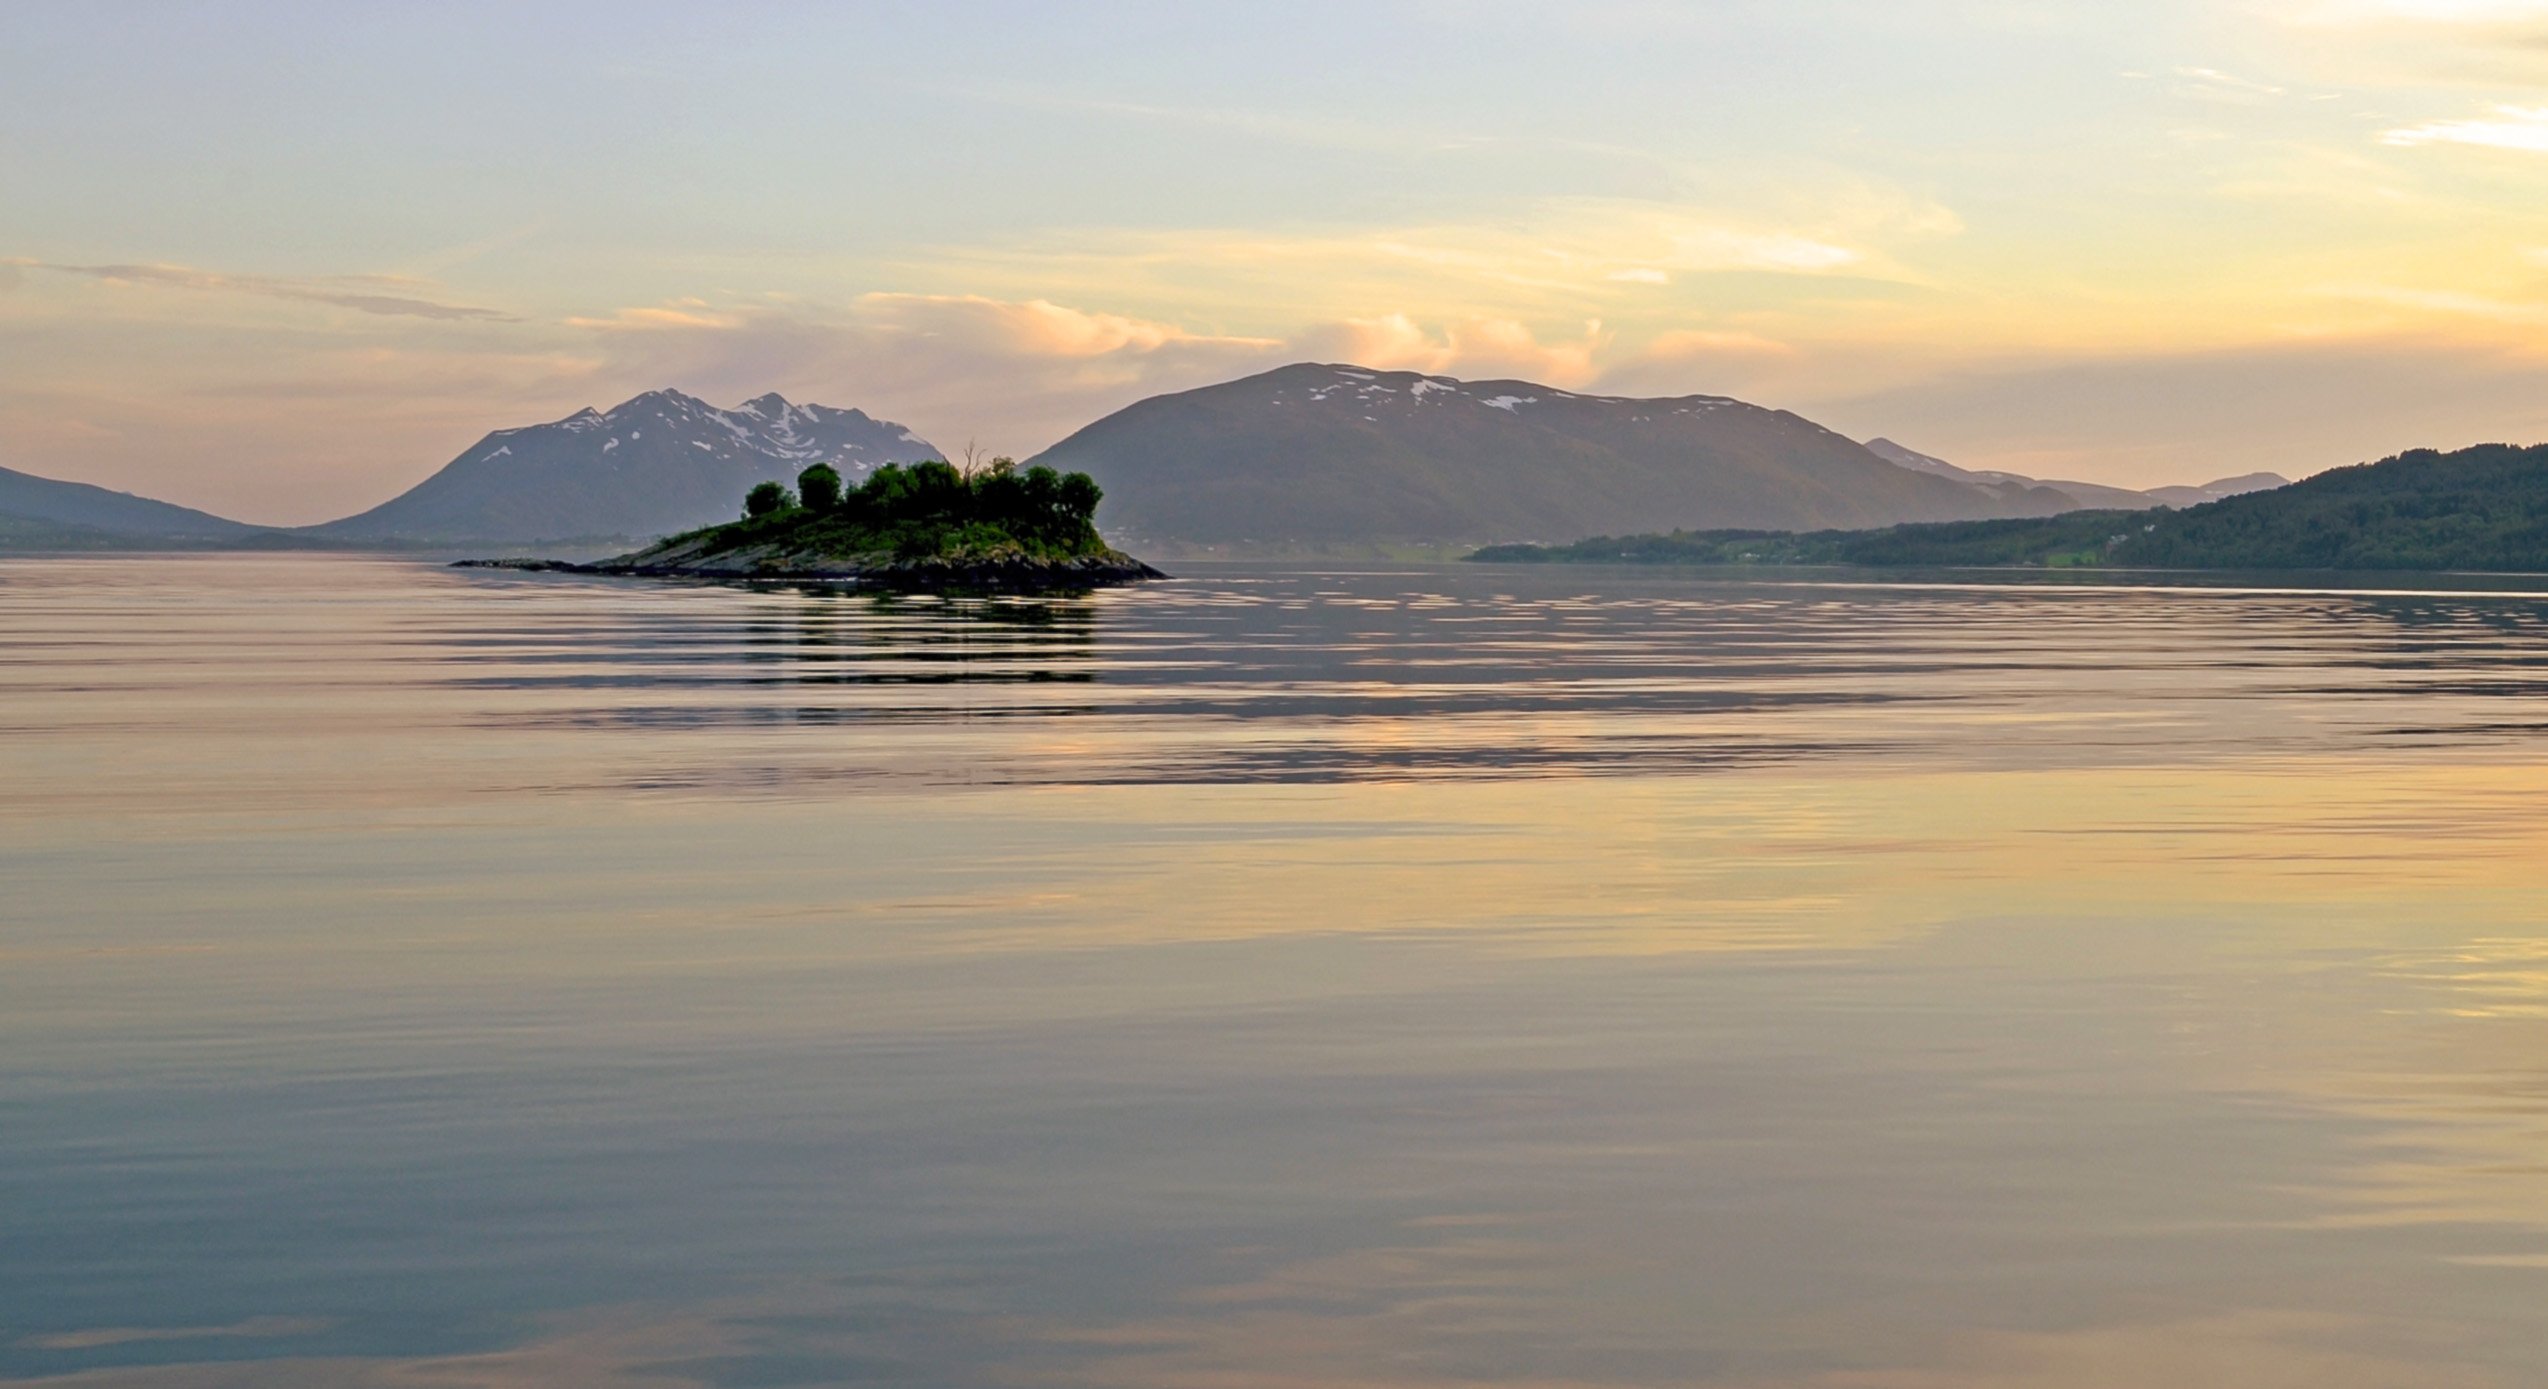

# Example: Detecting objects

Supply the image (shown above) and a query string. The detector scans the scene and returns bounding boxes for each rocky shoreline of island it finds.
[454,550,1166,592]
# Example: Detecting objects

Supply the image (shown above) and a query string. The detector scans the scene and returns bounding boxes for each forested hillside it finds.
[1471,443,2548,572]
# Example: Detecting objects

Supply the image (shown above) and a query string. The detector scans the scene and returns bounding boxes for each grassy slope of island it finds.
[473,458,1163,589]
[1470,442,2548,573]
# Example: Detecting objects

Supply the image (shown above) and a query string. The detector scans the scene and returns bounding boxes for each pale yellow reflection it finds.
[919,757,2548,960]
[2241,930,2548,1242]
[1776,1312,2505,1389]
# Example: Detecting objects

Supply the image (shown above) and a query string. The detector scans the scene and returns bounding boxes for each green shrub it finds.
[797,463,842,511]
[701,459,1113,560]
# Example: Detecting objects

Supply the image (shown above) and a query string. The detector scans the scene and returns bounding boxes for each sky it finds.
[5,0,2548,523]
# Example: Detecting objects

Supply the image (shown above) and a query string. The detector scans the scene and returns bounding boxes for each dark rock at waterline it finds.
[453,552,1167,593]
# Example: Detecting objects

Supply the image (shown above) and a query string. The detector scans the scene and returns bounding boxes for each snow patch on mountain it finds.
[318,388,944,543]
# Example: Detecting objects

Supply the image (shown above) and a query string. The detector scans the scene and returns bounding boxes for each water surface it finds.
[5,554,2548,1387]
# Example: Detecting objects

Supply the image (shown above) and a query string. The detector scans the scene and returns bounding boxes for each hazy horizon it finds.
[8,0,2548,523]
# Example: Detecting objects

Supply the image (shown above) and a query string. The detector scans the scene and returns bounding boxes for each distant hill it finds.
[1471,442,2548,573]
[1862,438,2287,512]
[1026,363,2071,548]
[2145,473,2289,508]
[2124,445,2548,569]
[0,513,136,551]
[0,463,264,545]
[316,390,944,544]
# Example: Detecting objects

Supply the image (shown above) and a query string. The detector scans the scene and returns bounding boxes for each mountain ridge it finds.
[313,389,945,543]
[1,372,2308,554]
[1862,437,2288,512]
[0,463,265,541]
[1027,362,2069,548]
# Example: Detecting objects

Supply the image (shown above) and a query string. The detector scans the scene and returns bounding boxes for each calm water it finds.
[6,553,2548,1387]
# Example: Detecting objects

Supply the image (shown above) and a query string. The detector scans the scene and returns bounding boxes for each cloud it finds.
[570,293,1630,443]
[3,286,1654,523]
[1592,327,1803,397]
[855,293,1283,361]
[884,194,1941,332]
[13,259,516,320]
[1662,225,1863,272]
[939,85,1439,157]
[568,294,1645,452]
[1291,314,1611,386]
[2381,104,2548,151]
[2173,65,2288,100]
[2257,0,2548,82]
[2277,0,2548,23]
[569,293,1290,458]
[1236,208,1871,290]
[2312,281,2548,322]
[565,297,745,330]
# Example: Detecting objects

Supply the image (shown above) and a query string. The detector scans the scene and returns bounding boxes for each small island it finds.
[463,458,1165,591]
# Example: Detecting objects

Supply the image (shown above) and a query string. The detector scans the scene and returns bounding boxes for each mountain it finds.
[2145,473,2289,508]
[0,463,265,543]
[317,390,944,543]
[1863,438,2288,512]
[1474,441,2548,573]
[2,378,2311,557]
[1025,363,2066,548]
[1862,438,2152,511]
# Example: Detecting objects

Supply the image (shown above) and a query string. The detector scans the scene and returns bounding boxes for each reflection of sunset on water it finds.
[8,556,2548,1385]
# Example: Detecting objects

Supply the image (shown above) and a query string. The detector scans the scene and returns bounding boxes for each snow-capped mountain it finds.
[319,389,943,542]
[1028,363,2051,547]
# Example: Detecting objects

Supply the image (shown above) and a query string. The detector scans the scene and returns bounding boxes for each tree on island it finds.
[695,457,1111,559]
[797,463,842,511]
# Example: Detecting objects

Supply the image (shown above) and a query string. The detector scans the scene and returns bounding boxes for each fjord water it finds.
[7,555,2548,1387]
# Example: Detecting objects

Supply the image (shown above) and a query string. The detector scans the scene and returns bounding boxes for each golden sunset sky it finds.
[6,0,2548,522]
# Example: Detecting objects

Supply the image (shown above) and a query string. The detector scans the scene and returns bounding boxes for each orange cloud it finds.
[564,298,746,330]
[563,296,1625,456]
[1293,314,1611,386]
[852,292,1283,360]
